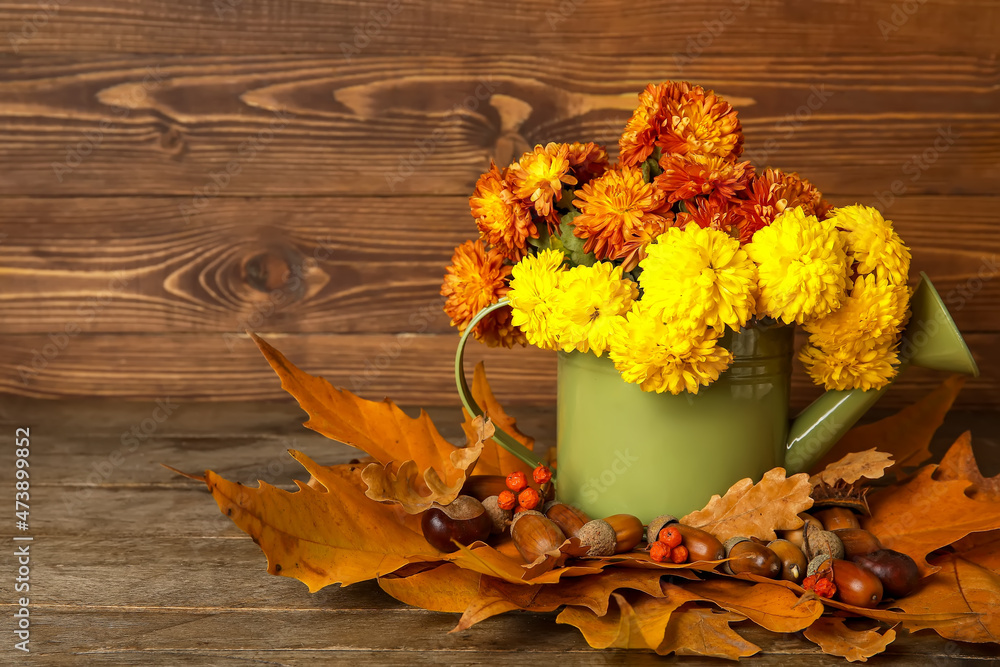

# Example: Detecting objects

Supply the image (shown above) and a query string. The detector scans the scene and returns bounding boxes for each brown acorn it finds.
[806,521,845,561]
[815,507,861,531]
[780,512,818,550]
[421,495,493,553]
[853,549,921,599]
[723,537,782,579]
[604,514,643,553]
[768,539,808,584]
[460,475,508,501]
[833,528,882,560]
[544,502,590,539]
[819,558,883,608]
[676,525,725,562]
[511,511,567,562]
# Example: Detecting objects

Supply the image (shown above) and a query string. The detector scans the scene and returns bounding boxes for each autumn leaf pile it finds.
[178,336,1000,661]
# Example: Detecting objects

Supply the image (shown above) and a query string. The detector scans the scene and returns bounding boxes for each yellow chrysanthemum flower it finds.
[550,262,637,355]
[799,338,899,391]
[610,304,733,395]
[745,207,849,325]
[803,274,910,353]
[508,249,566,350]
[829,204,911,285]
[638,224,756,332]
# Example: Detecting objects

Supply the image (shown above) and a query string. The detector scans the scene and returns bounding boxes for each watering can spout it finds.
[784,272,979,474]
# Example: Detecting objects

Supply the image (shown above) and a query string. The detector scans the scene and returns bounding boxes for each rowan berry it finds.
[532,465,552,484]
[658,525,682,549]
[650,541,671,563]
[802,573,837,599]
[506,470,528,493]
[517,486,541,510]
[669,544,689,564]
[497,490,516,511]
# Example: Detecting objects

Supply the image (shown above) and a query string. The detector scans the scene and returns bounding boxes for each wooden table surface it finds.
[2,396,999,665]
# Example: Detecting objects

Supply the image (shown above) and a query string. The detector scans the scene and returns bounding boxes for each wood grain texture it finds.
[1,195,998,336]
[0,0,996,56]
[1,331,997,407]
[0,398,995,664]
[0,54,996,196]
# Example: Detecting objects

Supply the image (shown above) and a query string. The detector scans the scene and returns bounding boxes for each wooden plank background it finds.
[0,1,998,408]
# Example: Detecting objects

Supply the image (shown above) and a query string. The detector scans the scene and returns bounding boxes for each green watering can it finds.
[456,273,979,523]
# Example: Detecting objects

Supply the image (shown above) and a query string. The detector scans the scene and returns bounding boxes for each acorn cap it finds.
[577,519,616,557]
[481,495,513,535]
[807,554,831,576]
[721,536,750,575]
[645,514,678,544]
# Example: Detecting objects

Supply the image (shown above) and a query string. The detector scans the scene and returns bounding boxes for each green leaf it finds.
[552,209,595,267]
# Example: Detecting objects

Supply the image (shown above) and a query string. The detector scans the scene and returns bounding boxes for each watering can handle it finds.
[454,298,548,472]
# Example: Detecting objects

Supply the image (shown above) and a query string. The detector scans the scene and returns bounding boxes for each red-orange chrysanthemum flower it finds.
[571,166,672,261]
[655,154,753,204]
[440,240,523,348]
[566,142,610,185]
[656,85,744,160]
[470,161,536,260]
[675,197,741,235]
[735,168,826,243]
[619,82,688,167]
[508,143,578,225]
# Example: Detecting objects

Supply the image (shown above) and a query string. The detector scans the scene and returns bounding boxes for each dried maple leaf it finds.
[658,605,760,659]
[864,464,1000,576]
[810,448,894,487]
[250,332,461,477]
[361,416,491,513]
[205,452,442,590]
[936,431,1000,501]
[803,617,896,662]
[460,362,536,477]
[681,468,813,542]
[892,555,1000,643]
[812,375,965,475]
[378,563,483,614]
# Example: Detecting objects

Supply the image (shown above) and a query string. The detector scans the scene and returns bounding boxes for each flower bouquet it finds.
[442,81,913,396]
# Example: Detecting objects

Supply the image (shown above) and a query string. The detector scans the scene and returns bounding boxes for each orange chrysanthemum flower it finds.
[619,83,684,167]
[655,154,753,204]
[566,142,610,185]
[675,197,741,234]
[571,166,672,261]
[470,162,536,260]
[735,168,826,244]
[618,217,672,272]
[508,143,578,225]
[656,85,744,160]
[441,240,523,348]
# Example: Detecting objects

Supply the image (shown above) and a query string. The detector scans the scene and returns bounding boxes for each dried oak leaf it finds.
[864,462,1000,576]
[810,448,894,487]
[812,375,965,475]
[453,568,668,632]
[378,563,483,614]
[935,431,1000,501]
[250,331,462,477]
[658,605,760,660]
[892,555,1000,643]
[361,416,491,513]
[556,591,689,652]
[681,467,813,542]
[950,531,1000,573]
[802,617,896,663]
[679,578,823,633]
[460,362,536,477]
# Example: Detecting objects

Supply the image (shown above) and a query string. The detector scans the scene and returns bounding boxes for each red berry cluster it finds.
[802,571,837,599]
[650,525,689,564]
[497,466,552,512]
